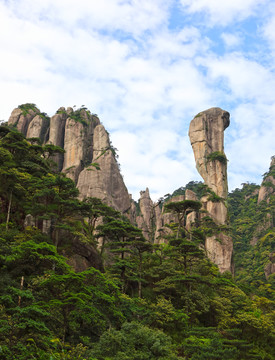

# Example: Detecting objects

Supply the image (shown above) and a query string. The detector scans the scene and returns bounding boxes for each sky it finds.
[0,0,275,201]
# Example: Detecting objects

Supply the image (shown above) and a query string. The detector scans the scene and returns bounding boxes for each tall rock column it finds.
[189,108,233,273]
[26,115,49,143]
[136,188,154,240]
[77,124,131,213]
[62,109,100,183]
[47,109,68,171]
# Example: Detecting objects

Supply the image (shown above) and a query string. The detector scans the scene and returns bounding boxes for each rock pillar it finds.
[189,108,233,272]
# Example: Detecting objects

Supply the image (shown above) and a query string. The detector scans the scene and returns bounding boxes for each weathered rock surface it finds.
[62,110,100,183]
[66,237,104,272]
[189,108,232,273]
[136,188,154,239]
[205,233,233,273]
[47,110,67,171]
[8,105,128,213]
[200,196,228,225]
[264,252,275,279]
[258,156,275,204]
[77,124,131,213]
[251,157,275,245]
[62,118,87,182]
[26,115,49,142]
[189,108,229,198]
[8,104,236,273]
[8,105,132,272]
[8,108,38,136]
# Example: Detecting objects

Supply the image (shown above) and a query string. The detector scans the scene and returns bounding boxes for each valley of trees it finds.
[0,125,274,359]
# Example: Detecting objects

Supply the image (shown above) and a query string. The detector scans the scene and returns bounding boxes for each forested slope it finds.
[228,159,275,297]
[0,125,274,359]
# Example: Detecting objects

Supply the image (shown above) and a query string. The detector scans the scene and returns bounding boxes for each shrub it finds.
[206,151,228,165]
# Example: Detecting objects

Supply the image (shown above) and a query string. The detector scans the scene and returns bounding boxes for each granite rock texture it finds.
[77,124,131,213]
[189,108,233,273]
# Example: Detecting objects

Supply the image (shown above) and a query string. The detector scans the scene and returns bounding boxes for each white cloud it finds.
[200,54,275,102]
[180,0,267,26]
[111,129,201,200]
[0,0,274,200]
[7,0,172,35]
[262,4,275,58]
[221,33,242,48]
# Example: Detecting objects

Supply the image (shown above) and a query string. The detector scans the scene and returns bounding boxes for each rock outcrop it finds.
[77,124,131,213]
[264,251,275,279]
[251,157,275,246]
[189,108,229,198]
[189,108,233,273]
[8,105,128,214]
[47,110,67,171]
[8,107,39,136]
[8,104,132,272]
[8,104,235,273]
[254,157,275,279]
[26,115,49,142]
[135,188,154,239]
[258,156,275,204]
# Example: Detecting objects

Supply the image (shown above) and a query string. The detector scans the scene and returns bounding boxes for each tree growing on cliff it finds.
[164,199,202,239]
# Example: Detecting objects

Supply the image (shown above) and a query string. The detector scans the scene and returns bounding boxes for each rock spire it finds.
[189,107,233,272]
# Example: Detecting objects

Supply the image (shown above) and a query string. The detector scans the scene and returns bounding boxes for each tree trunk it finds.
[18,276,24,307]
[6,190,12,230]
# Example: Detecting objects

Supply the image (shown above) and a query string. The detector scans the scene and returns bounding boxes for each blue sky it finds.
[0,0,274,200]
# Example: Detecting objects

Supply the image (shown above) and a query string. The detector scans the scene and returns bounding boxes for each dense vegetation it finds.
[0,126,274,359]
[228,181,275,297]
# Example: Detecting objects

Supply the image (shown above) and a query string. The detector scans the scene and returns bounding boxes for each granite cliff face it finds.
[189,108,233,273]
[8,105,129,213]
[8,105,130,271]
[258,156,275,204]
[77,124,131,213]
[8,104,234,273]
[8,107,38,136]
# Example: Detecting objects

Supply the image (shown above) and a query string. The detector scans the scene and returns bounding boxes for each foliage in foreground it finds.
[0,126,274,359]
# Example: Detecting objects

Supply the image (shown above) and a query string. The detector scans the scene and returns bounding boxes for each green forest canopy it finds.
[0,126,274,359]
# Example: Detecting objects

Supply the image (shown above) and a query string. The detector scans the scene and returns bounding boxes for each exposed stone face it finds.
[189,108,229,198]
[47,112,67,171]
[258,156,275,204]
[8,104,132,272]
[205,198,227,225]
[154,204,164,243]
[8,108,23,126]
[68,237,104,272]
[77,124,131,213]
[136,188,154,239]
[26,115,49,142]
[8,108,38,136]
[205,233,233,273]
[24,214,35,228]
[62,118,86,182]
[8,105,131,223]
[264,252,275,279]
[252,157,275,245]
[189,108,232,273]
